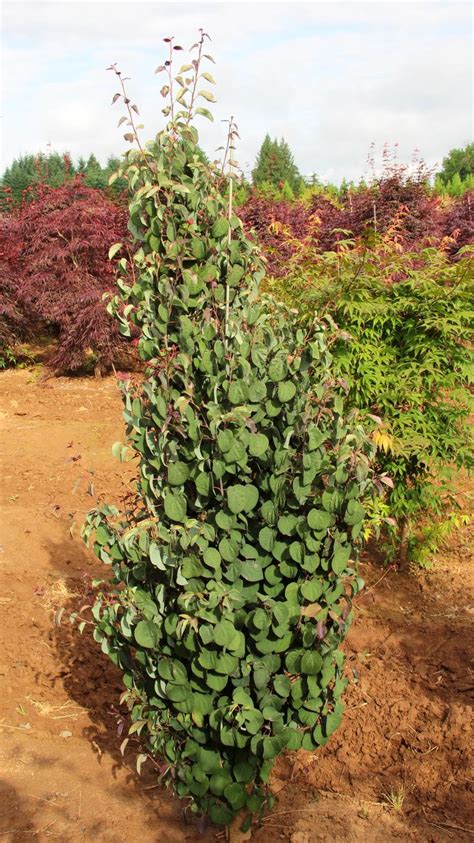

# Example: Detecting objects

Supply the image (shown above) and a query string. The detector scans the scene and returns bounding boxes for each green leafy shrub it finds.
[268,238,474,566]
[82,34,374,828]
[0,343,36,370]
[407,510,471,569]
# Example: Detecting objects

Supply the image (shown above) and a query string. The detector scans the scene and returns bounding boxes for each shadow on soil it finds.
[43,533,210,840]
[44,533,474,842]
[0,781,39,841]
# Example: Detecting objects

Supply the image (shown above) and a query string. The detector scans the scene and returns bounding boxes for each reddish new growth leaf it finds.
[14,178,131,372]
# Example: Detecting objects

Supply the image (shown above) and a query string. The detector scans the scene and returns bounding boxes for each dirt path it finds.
[0,369,472,842]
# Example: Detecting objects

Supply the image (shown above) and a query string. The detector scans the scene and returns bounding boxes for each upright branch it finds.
[107,63,144,151]
[163,37,176,123]
[186,29,208,123]
[156,30,215,126]
[224,117,240,338]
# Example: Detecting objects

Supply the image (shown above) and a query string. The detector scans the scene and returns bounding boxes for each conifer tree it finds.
[252,135,302,194]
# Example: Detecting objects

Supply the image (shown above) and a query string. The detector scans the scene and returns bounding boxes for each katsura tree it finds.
[82,32,375,829]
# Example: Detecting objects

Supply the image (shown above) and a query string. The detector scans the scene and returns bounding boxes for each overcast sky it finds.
[2,1,472,183]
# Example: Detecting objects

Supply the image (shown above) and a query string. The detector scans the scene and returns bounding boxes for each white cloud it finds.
[2,1,472,182]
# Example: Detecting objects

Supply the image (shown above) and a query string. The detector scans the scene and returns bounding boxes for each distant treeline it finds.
[1,141,473,206]
[0,152,127,204]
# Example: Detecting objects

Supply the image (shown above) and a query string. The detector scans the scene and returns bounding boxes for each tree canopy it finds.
[437,143,474,185]
[0,152,126,203]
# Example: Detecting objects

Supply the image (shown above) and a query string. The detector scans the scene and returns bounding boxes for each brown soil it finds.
[0,368,472,843]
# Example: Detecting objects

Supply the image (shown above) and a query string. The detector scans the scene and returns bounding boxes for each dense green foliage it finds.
[252,134,303,195]
[82,36,374,828]
[268,240,474,564]
[437,143,474,186]
[434,143,474,195]
[434,172,474,197]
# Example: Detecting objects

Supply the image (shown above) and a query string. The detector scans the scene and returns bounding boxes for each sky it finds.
[2,0,473,183]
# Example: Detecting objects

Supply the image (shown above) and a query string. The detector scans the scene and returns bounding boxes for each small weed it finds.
[359,650,373,662]
[382,785,405,812]
[26,363,44,383]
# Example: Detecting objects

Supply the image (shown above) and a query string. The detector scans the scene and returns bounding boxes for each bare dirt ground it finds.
[0,368,472,842]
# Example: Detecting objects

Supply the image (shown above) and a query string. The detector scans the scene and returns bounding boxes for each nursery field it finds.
[0,367,472,842]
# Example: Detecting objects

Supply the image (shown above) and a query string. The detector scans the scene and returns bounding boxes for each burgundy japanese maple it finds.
[16,177,130,371]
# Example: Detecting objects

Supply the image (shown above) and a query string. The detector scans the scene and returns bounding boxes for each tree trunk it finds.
[397,517,411,572]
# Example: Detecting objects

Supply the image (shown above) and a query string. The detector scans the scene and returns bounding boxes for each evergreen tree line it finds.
[1,151,127,203]
[434,172,474,197]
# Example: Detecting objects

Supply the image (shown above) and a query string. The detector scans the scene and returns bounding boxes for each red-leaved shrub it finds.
[238,192,309,275]
[0,213,35,353]
[441,190,474,256]
[238,169,471,274]
[309,175,442,251]
[14,178,130,371]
